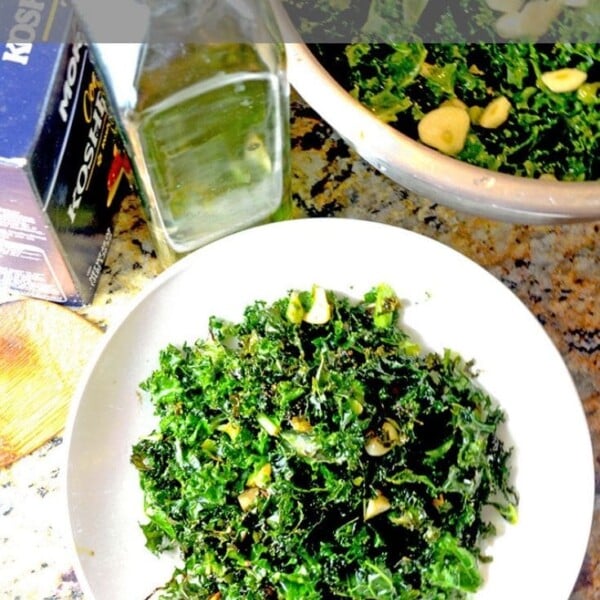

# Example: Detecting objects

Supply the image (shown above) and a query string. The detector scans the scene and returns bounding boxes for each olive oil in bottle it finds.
[120,1,291,266]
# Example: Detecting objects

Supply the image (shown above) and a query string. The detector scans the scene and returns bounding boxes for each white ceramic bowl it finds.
[284,42,600,224]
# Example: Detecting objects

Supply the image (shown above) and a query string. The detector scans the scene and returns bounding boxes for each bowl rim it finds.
[283,41,600,224]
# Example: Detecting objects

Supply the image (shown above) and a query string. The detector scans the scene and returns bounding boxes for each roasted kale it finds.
[281,1,599,179]
[312,42,599,181]
[132,285,517,599]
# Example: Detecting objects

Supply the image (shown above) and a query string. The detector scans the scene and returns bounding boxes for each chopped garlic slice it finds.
[303,285,332,325]
[541,68,588,93]
[479,96,512,129]
[417,106,470,156]
[364,493,391,521]
[495,0,562,39]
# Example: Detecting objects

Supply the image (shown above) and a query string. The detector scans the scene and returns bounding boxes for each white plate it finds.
[64,218,594,600]
[280,39,600,224]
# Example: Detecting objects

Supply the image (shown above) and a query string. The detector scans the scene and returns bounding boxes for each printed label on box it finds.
[0,0,139,305]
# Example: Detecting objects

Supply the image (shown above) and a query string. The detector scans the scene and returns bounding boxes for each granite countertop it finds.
[1,95,598,599]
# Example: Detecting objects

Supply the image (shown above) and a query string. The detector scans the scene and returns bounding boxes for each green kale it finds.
[312,42,599,181]
[132,284,518,599]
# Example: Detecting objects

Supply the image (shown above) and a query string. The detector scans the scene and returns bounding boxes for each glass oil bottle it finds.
[120,0,291,266]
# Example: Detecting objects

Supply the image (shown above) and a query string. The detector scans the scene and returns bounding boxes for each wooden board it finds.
[0,298,103,467]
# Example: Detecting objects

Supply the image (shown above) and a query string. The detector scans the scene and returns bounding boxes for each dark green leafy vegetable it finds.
[312,42,600,181]
[132,285,518,599]
[283,0,600,43]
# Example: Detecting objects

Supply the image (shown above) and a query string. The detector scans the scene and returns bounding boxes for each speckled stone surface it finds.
[0,95,598,599]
